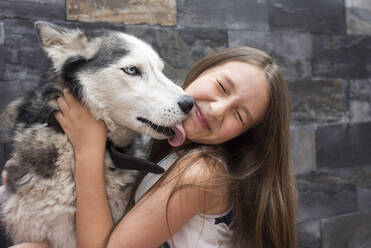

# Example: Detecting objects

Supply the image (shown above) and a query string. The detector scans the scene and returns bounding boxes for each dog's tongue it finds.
[168,123,186,147]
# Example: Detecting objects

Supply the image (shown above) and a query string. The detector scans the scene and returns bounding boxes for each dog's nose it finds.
[178,95,194,114]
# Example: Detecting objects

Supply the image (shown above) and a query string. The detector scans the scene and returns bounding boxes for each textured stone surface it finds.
[290,127,316,175]
[288,79,348,125]
[0,22,4,79]
[0,0,65,21]
[66,0,176,26]
[268,0,346,34]
[298,220,321,248]
[349,79,371,123]
[178,0,269,31]
[346,0,371,35]
[0,81,24,114]
[358,187,371,211]
[229,30,312,79]
[321,211,371,248]
[0,22,4,45]
[0,144,4,185]
[297,172,357,222]
[2,19,48,82]
[316,122,371,168]
[126,26,227,82]
[312,34,371,79]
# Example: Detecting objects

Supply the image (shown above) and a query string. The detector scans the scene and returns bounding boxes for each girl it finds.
[4,46,297,248]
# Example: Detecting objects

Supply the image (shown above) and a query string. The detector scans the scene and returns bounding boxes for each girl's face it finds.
[183,60,270,144]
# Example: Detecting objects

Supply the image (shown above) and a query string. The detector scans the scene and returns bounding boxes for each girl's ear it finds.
[34,21,98,71]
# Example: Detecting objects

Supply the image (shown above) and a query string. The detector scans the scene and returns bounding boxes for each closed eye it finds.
[235,110,243,125]
[217,81,227,93]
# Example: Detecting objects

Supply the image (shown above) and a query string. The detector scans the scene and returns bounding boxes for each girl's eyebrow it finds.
[223,75,235,89]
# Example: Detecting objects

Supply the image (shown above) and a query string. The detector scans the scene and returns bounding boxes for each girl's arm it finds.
[55,90,112,248]
[56,90,228,248]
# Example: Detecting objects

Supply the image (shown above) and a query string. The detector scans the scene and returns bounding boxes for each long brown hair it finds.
[149,46,297,248]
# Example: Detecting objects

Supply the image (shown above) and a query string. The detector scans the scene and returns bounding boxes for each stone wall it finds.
[0,0,370,247]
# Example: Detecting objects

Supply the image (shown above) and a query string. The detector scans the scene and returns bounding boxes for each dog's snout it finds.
[178,95,194,114]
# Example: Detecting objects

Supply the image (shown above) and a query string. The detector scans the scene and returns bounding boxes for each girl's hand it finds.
[54,89,108,156]
[8,242,50,248]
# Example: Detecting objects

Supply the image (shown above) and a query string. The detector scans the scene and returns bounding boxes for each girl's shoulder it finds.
[170,146,231,215]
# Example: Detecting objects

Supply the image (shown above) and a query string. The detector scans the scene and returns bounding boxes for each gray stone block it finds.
[0,21,4,77]
[312,34,371,79]
[316,122,371,168]
[358,187,371,211]
[298,220,321,248]
[288,79,348,125]
[346,0,371,35]
[229,30,312,79]
[297,172,357,222]
[290,127,316,175]
[349,79,371,123]
[2,19,48,82]
[321,211,371,248]
[0,143,4,185]
[0,0,65,21]
[0,22,4,45]
[268,0,346,34]
[177,0,269,31]
[126,26,228,83]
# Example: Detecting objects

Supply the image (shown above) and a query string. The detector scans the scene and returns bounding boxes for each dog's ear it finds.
[34,21,97,70]
[35,22,76,48]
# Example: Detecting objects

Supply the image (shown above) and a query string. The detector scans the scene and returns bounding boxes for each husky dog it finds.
[0,22,192,248]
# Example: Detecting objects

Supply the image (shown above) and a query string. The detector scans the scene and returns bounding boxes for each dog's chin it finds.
[145,130,169,140]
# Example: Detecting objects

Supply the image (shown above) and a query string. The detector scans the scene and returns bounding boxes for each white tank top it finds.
[134,148,235,248]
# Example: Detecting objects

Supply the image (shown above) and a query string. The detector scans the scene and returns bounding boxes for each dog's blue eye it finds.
[122,66,141,76]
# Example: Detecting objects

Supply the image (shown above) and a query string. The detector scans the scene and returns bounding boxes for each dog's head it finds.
[35,22,192,147]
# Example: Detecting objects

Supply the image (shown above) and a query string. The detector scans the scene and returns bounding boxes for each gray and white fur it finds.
[0,22,193,248]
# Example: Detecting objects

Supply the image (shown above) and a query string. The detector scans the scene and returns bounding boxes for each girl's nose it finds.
[209,101,229,120]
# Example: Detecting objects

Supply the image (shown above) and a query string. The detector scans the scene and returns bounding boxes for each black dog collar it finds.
[107,140,164,174]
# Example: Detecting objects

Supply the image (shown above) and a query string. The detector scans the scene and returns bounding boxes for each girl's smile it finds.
[194,103,211,131]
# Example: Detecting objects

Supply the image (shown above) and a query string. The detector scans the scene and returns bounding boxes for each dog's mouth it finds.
[136,117,186,147]
[137,117,175,136]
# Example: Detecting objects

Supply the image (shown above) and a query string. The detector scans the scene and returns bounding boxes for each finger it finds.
[1,169,7,186]
[63,88,80,108]
[54,111,66,127]
[57,96,70,113]
[9,242,51,248]
[0,185,5,196]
